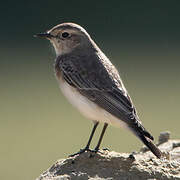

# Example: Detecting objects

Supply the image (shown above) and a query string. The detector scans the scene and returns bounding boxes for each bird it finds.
[35,22,162,158]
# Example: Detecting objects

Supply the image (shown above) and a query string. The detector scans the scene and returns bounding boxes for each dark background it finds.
[1,1,180,180]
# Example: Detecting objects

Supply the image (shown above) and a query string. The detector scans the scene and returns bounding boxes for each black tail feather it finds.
[129,120,162,158]
[138,134,162,158]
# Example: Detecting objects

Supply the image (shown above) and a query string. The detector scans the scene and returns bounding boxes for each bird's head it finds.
[35,23,95,56]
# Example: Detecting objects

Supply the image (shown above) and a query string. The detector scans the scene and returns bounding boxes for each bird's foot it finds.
[69,147,109,158]
[91,147,109,153]
[88,148,99,158]
[89,147,110,158]
[69,147,91,157]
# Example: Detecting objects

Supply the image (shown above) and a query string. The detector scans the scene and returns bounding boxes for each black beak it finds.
[34,32,53,39]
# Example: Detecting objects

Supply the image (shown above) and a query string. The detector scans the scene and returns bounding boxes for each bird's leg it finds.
[69,122,99,157]
[93,123,108,152]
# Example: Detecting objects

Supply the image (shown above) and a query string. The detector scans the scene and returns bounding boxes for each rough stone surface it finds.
[36,132,180,180]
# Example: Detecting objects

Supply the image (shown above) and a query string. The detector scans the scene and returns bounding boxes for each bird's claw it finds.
[69,147,104,157]
[69,147,91,157]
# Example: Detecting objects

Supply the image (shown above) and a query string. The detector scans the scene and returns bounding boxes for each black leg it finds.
[94,123,108,151]
[84,121,99,149]
[69,122,99,156]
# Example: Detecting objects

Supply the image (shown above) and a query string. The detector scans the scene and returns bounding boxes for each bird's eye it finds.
[61,32,69,38]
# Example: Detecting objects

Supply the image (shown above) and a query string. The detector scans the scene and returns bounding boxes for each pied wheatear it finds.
[36,23,162,158]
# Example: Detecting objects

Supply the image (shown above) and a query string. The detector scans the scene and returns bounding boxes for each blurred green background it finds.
[1,1,180,180]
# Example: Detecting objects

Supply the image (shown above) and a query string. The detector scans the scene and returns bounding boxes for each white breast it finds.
[58,78,127,128]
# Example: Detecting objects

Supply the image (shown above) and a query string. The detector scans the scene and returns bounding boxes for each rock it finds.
[158,131,171,145]
[36,133,180,180]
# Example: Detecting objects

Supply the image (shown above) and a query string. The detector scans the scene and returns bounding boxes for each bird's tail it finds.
[129,120,162,159]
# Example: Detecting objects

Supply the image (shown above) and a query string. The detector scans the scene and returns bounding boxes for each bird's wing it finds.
[57,53,153,140]
[58,53,135,122]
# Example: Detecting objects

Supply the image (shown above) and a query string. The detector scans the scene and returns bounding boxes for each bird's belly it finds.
[58,78,127,128]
